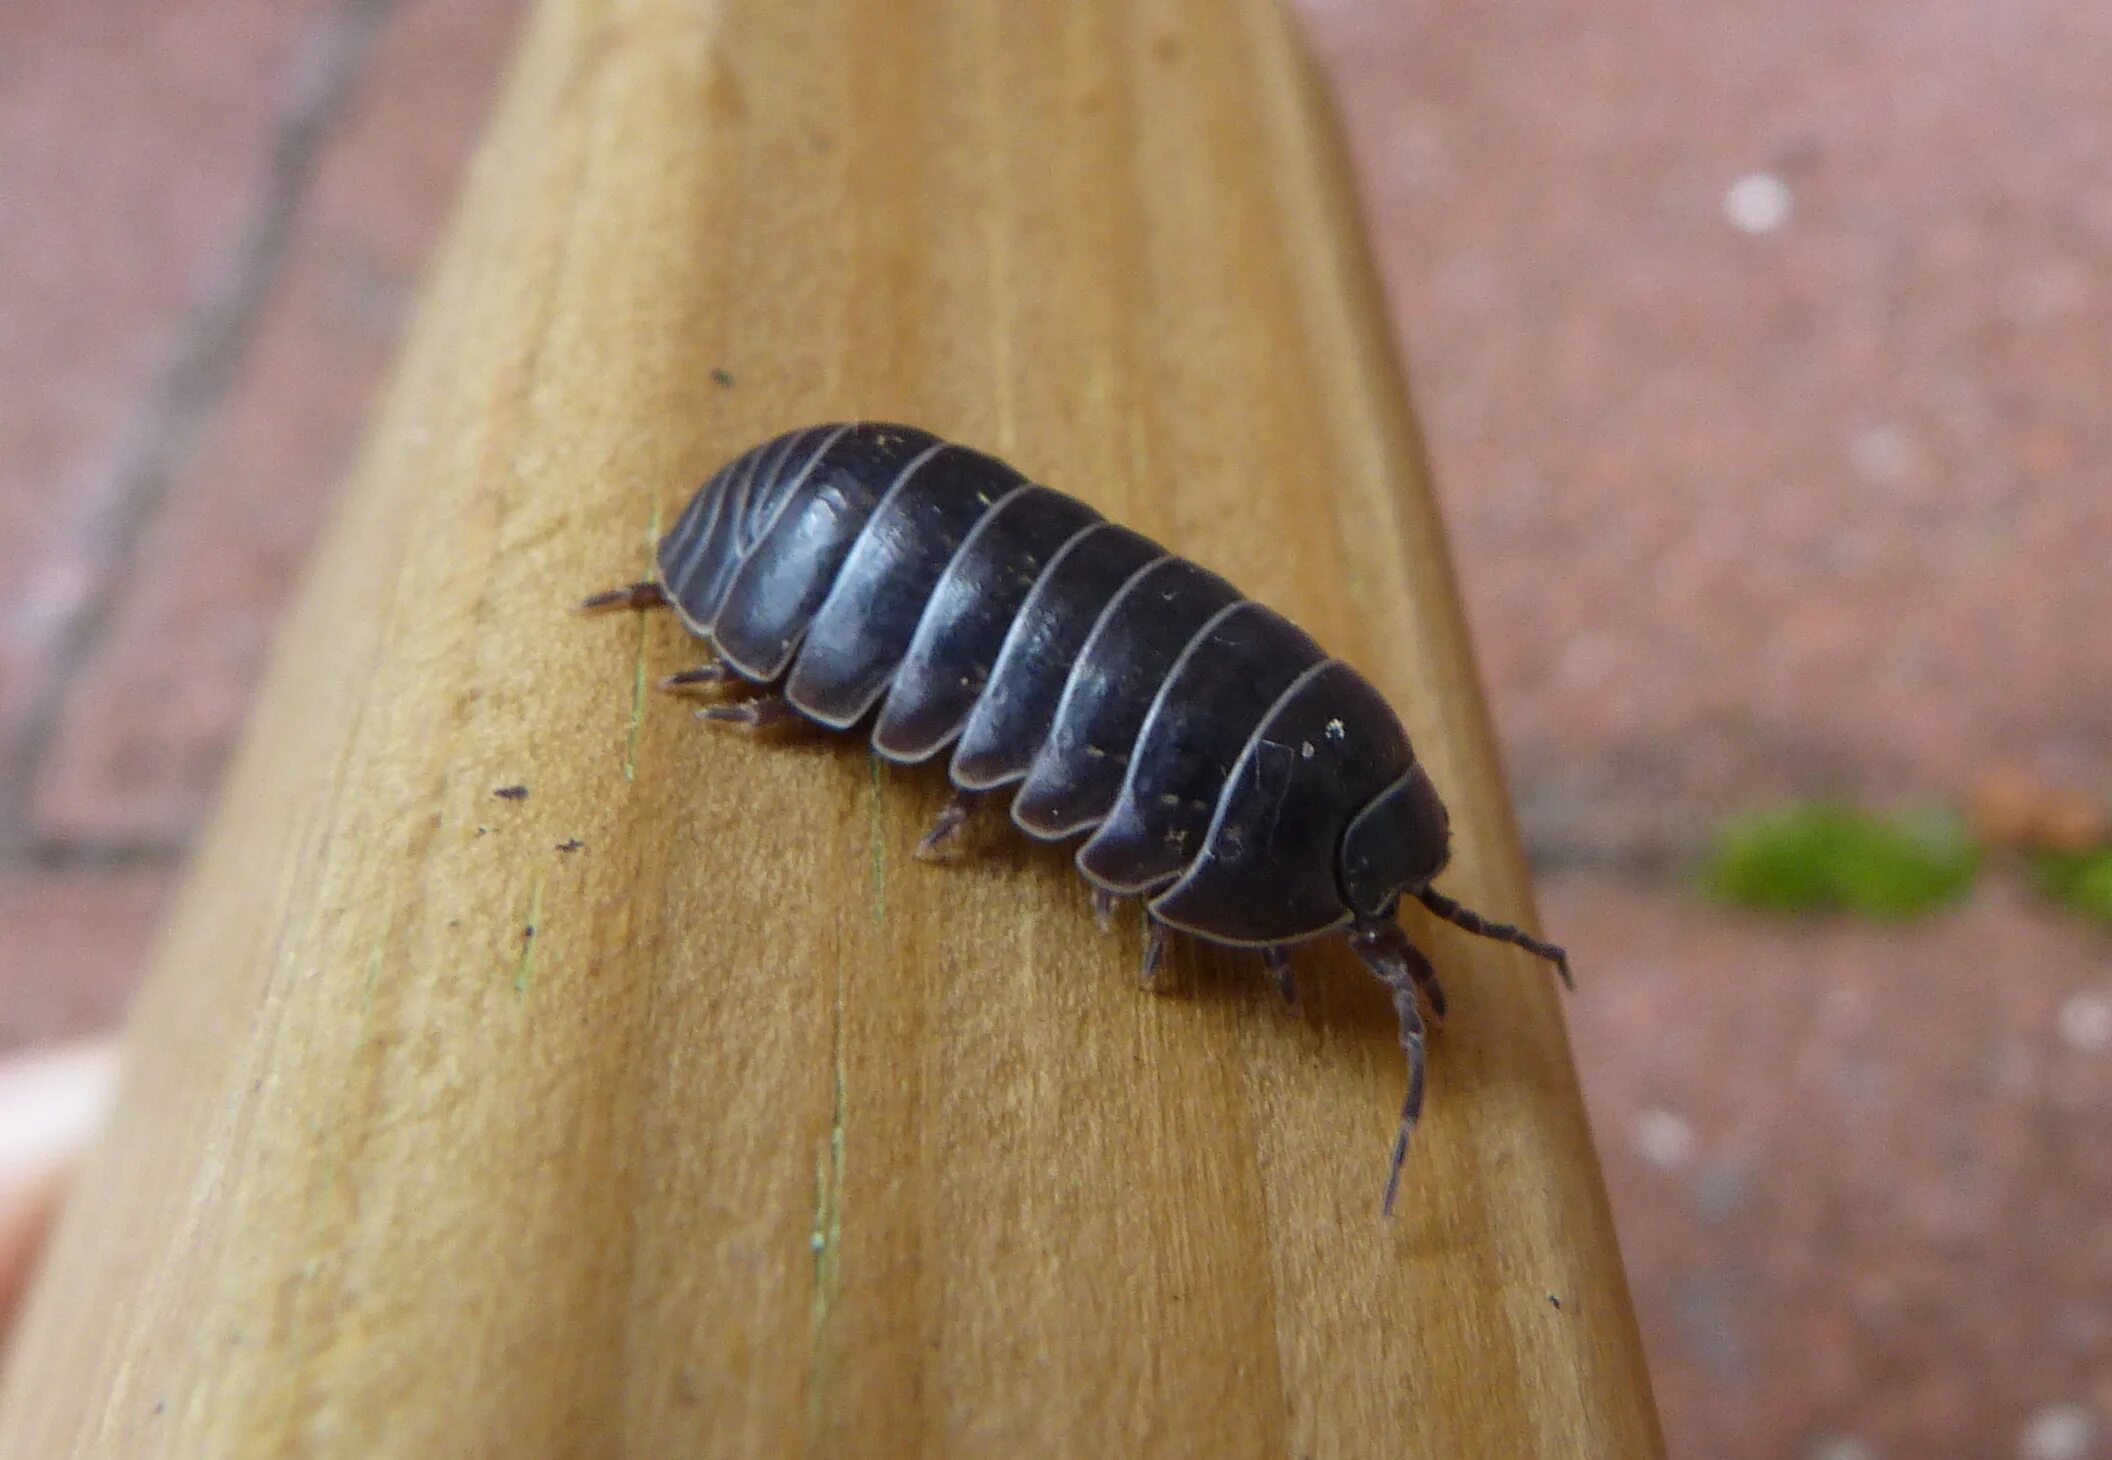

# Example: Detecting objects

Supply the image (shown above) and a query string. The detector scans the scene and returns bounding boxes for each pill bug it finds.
[582,422,1571,1211]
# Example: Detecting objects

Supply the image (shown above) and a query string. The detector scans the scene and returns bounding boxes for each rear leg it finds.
[656,662,737,697]
[1260,946,1296,1004]
[1139,916,1171,991]
[697,695,805,733]
[1091,886,1120,932]
[577,579,667,613]
[915,787,982,862]
[1089,888,1181,996]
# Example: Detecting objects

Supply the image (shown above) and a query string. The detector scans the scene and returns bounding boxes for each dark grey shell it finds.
[654,422,1441,948]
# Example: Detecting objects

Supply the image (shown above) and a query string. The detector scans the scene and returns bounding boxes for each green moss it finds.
[1706,804,1980,918]
[2029,850,2112,925]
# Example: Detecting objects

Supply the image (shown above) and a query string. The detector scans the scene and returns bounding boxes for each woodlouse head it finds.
[1341,766,1574,988]
[1336,763,1452,919]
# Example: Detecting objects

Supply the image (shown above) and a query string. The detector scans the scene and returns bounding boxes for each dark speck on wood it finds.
[710,368,735,388]
[494,785,528,801]
[556,838,584,853]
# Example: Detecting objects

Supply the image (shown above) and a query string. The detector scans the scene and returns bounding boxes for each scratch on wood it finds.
[809,1100,845,1291]
[810,758,870,1389]
[807,986,847,1423]
[513,878,545,995]
[865,753,888,921]
[624,498,661,783]
[624,630,649,784]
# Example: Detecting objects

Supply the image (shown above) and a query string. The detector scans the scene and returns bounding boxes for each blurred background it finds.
[2,1,2106,1455]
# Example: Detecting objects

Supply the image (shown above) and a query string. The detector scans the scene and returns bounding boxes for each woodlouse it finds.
[583,422,1571,1211]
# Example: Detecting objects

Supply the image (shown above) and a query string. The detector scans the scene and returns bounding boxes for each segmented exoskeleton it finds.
[583,422,1570,1211]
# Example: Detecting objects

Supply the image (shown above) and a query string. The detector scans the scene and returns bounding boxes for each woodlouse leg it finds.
[577,579,667,613]
[1356,919,1446,1023]
[1401,941,1447,1025]
[914,788,980,862]
[1091,886,1119,932]
[1260,946,1295,1004]
[657,663,735,696]
[1139,917,1170,990]
[1379,984,1428,1218]
[697,695,802,732]
[1349,919,1435,1216]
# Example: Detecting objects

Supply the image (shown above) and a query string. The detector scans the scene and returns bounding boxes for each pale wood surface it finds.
[0,1,1663,1454]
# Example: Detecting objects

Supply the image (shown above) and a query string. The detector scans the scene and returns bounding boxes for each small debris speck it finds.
[2057,990,2112,1053]
[523,924,537,940]
[494,785,528,801]
[1723,171,1793,234]
[475,826,489,837]
[2020,1402,2101,1460]
[1548,1294,1562,1311]
[711,368,735,388]
[1632,1107,1699,1170]
[556,838,585,853]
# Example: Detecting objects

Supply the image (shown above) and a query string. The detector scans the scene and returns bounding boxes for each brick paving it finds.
[0,0,325,778]
[1308,0,2112,868]
[1555,876,2112,1460]
[28,0,523,848]
[2,1,2107,1455]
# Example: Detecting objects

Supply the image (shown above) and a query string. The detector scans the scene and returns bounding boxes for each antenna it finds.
[1415,888,1574,990]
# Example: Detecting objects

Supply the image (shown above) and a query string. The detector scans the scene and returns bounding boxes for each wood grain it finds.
[0,0,1664,1454]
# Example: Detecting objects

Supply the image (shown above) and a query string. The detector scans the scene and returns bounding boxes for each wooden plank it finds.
[0,1,1664,1454]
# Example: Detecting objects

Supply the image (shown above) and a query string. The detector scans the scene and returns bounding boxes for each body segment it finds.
[873,484,1103,763]
[1077,601,1323,895]
[951,521,1162,792]
[1012,556,1242,842]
